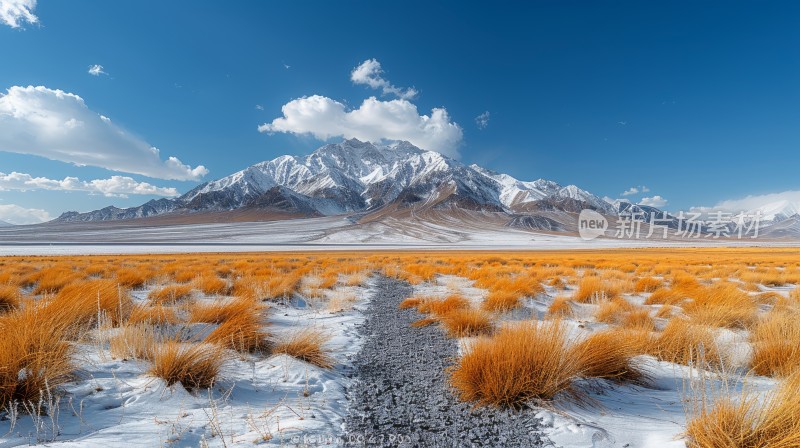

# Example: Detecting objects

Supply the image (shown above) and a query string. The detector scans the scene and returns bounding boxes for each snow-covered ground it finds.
[0,281,375,447]
[410,275,785,448]
[1,216,796,255]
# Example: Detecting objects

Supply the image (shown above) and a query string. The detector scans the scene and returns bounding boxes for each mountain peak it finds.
[55,139,621,223]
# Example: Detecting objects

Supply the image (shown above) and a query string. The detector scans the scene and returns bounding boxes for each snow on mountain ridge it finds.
[57,139,619,222]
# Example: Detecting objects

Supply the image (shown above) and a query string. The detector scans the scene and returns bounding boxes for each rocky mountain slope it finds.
[55,139,616,225]
[54,138,800,238]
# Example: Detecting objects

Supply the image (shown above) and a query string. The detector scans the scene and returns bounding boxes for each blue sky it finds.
[1,1,799,223]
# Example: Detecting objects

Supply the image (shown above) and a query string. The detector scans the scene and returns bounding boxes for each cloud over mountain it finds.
[259,95,463,158]
[260,58,462,158]
[350,59,417,99]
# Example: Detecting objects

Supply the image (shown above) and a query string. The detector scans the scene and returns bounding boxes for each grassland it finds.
[0,248,799,446]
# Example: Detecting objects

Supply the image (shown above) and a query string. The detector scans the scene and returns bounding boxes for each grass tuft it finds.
[449,320,582,408]
[149,342,227,390]
[441,308,494,338]
[272,328,333,368]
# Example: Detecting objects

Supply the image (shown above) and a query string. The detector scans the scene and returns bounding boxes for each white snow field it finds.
[411,275,785,448]
[0,216,795,256]
[0,280,375,447]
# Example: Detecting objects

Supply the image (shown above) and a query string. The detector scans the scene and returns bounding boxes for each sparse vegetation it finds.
[149,342,227,390]
[272,328,333,368]
[449,320,582,408]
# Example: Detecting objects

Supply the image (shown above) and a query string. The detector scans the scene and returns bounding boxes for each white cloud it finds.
[693,190,800,213]
[475,111,490,130]
[622,187,638,196]
[621,185,650,196]
[0,86,208,180]
[88,64,107,76]
[0,204,50,225]
[255,104,264,110]
[0,0,37,29]
[351,59,417,100]
[259,95,463,157]
[0,171,179,197]
[640,195,668,208]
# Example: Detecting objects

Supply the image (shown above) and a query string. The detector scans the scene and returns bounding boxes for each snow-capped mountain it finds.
[55,139,618,223]
[750,200,800,223]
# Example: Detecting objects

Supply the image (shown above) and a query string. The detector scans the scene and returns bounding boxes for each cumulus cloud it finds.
[88,64,107,76]
[692,190,800,213]
[475,111,490,130]
[351,59,417,100]
[0,171,179,197]
[0,0,37,29]
[621,185,650,196]
[0,86,208,180]
[640,195,668,208]
[259,95,463,157]
[0,204,50,225]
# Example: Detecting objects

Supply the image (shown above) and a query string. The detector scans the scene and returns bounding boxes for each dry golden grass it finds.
[148,284,193,304]
[655,304,675,319]
[754,291,784,305]
[547,296,574,318]
[341,271,369,287]
[441,309,494,338]
[649,318,723,367]
[683,284,758,329]
[47,279,133,329]
[418,295,470,316]
[548,276,566,289]
[128,304,180,325]
[109,324,158,360]
[750,311,800,377]
[411,317,438,327]
[0,305,75,411]
[149,342,227,390]
[595,297,636,324]
[272,328,333,368]
[574,277,621,303]
[0,285,20,312]
[115,268,151,289]
[398,297,423,309]
[449,320,582,408]
[173,270,197,283]
[634,277,663,293]
[644,287,686,305]
[30,268,82,295]
[7,248,800,417]
[205,312,270,354]
[622,308,656,331]
[188,298,259,324]
[482,290,523,312]
[686,372,800,448]
[194,275,230,296]
[571,330,648,385]
[326,290,358,313]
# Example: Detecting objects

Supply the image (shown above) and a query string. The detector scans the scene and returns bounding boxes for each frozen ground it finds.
[1,216,796,255]
[0,281,375,447]
[410,275,784,448]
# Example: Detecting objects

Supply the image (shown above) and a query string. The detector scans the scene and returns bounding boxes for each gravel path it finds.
[344,277,548,447]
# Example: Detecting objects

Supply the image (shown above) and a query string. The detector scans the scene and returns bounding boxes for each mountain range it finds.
[54,139,800,238]
[55,139,615,227]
